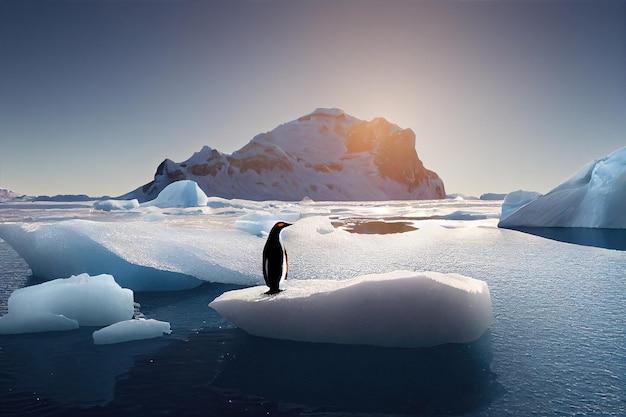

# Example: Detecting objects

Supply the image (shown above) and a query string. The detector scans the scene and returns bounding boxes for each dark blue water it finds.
[0,329,498,417]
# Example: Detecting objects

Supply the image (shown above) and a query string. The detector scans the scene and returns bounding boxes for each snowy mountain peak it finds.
[123,109,445,202]
[298,107,347,120]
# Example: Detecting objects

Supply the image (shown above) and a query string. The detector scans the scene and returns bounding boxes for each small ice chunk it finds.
[0,274,134,334]
[93,199,140,211]
[93,319,172,345]
[0,313,78,334]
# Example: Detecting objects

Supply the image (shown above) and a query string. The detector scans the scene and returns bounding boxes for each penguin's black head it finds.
[273,221,292,230]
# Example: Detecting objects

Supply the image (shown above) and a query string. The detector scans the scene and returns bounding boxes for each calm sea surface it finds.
[0,201,624,416]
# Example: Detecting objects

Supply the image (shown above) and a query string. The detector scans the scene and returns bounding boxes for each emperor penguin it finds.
[263,221,292,294]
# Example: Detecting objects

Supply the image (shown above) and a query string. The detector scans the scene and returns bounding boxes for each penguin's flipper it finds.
[262,258,270,287]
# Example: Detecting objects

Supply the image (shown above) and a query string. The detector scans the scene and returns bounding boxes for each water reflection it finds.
[333,218,418,234]
[508,227,626,251]
[211,330,503,415]
[0,328,169,409]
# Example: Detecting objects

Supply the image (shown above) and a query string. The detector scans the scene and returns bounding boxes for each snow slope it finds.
[122,108,445,202]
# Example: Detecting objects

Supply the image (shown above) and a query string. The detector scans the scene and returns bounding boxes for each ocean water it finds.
[0,200,625,416]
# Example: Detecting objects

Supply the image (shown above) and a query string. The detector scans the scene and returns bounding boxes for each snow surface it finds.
[209,270,492,347]
[92,319,171,344]
[0,199,500,292]
[499,147,626,228]
[141,180,208,208]
[0,274,133,335]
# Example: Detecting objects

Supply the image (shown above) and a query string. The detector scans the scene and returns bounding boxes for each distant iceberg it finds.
[141,180,208,208]
[93,198,140,211]
[499,147,626,229]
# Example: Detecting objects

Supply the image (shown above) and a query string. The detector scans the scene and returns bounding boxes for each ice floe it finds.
[0,274,133,335]
[93,319,172,345]
[210,270,493,348]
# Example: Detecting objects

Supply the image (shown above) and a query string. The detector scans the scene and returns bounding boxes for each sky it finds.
[1,0,624,198]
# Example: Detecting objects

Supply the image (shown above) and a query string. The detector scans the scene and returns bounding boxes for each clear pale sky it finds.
[1,0,624,198]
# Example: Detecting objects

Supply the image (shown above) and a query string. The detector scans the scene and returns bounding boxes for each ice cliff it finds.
[499,146,626,229]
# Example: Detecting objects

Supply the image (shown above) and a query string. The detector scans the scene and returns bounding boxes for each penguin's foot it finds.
[264,288,283,295]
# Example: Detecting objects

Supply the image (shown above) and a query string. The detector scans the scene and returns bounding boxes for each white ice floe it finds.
[0,274,134,335]
[92,319,171,344]
[499,147,626,228]
[0,220,257,291]
[209,270,493,348]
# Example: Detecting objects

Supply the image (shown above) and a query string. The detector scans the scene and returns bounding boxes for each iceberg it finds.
[209,270,493,348]
[141,180,208,208]
[121,109,446,202]
[0,274,134,335]
[499,147,626,228]
[92,319,172,345]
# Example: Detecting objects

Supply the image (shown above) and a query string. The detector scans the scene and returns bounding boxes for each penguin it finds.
[263,221,292,294]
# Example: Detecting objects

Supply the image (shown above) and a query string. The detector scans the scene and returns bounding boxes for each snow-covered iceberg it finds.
[122,108,445,202]
[209,270,493,348]
[0,274,133,335]
[499,147,626,229]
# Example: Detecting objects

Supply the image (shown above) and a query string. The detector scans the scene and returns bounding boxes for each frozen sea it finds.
[0,199,625,416]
